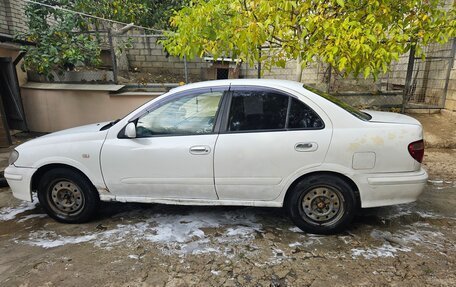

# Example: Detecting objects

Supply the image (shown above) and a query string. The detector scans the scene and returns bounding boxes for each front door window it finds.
[136,91,223,137]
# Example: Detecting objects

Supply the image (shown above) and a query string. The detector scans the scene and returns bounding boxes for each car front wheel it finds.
[286,174,357,234]
[37,168,99,223]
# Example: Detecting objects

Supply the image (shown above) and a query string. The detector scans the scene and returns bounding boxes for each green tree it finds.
[162,0,456,81]
[19,0,186,77]
[20,0,102,76]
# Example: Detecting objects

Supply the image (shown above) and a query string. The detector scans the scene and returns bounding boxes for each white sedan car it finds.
[5,79,427,234]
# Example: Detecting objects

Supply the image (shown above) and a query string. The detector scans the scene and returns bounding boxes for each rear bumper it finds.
[4,165,36,202]
[355,168,428,208]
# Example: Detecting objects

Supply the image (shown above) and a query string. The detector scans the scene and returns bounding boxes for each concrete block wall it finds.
[240,59,323,83]
[0,0,9,34]
[123,34,332,84]
[123,34,212,80]
[0,0,27,36]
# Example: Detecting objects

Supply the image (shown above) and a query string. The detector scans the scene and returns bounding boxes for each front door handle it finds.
[189,145,211,155]
[295,142,318,152]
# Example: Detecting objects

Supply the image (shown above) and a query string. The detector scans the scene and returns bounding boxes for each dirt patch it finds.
[412,113,456,149]
[423,148,456,181]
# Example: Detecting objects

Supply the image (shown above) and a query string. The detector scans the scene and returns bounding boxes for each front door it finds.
[101,88,225,199]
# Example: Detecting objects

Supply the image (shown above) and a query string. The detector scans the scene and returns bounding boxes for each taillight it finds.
[408,140,424,163]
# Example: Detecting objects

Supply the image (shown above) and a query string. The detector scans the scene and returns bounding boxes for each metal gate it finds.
[404,39,456,110]
[0,57,28,131]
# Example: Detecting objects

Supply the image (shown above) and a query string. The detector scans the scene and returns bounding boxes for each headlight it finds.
[8,150,19,165]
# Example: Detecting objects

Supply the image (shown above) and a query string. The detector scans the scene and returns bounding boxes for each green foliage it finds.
[74,0,149,26]
[162,0,456,79]
[19,0,102,77]
[19,0,187,77]
[76,0,190,29]
[142,0,191,30]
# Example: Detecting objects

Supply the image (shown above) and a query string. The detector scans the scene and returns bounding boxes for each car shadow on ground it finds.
[15,199,432,233]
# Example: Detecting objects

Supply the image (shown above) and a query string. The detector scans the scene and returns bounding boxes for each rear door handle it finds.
[189,145,211,155]
[295,142,318,152]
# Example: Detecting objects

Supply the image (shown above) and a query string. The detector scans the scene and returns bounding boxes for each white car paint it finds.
[101,134,219,199]
[5,79,427,209]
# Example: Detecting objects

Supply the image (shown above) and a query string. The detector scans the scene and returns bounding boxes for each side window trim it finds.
[213,89,231,134]
[219,90,233,134]
[284,96,292,129]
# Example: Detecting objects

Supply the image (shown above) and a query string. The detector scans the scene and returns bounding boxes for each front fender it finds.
[30,157,106,190]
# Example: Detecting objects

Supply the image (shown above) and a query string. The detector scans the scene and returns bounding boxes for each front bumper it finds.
[4,165,37,202]
[354,168,428,208]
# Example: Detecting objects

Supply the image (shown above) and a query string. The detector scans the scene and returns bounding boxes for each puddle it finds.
[427,179,456,190]
[21,208,263,255]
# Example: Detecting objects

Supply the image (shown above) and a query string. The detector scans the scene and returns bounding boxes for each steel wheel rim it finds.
[301,186,345,226]
[47,180,85,216]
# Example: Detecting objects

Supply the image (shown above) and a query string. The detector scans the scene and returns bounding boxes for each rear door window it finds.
[227,90,288,131]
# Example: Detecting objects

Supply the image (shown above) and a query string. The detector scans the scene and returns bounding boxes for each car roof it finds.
[170,79,305,94]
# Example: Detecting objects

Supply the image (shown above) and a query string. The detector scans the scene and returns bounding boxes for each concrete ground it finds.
[0,112,455,287]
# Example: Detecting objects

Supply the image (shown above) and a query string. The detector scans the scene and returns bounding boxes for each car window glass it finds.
[287,97,324,129]
[228,90,288,131]
[136,91,222,136]
[303,84,371,121]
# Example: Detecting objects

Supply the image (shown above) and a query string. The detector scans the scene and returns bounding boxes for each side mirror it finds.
[125,122,137,138]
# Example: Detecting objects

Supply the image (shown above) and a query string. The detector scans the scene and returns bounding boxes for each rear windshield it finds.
[303,85,372,121]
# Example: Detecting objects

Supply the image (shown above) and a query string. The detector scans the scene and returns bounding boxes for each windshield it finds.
[303,85,371,121]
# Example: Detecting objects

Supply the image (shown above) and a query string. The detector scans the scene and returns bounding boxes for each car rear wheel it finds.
[37,168,99,223]
[286,174,356,234]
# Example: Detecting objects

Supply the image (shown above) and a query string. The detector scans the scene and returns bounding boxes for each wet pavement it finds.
[0,179,455,286]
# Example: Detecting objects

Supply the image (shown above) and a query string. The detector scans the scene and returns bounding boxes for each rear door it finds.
[214,87,332,201]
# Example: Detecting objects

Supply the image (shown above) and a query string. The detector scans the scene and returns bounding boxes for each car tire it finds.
[286,174,357,235]
[37,168,99,223]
